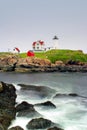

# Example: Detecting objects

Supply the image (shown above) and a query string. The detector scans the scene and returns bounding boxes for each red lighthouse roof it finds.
[32,40,44,46]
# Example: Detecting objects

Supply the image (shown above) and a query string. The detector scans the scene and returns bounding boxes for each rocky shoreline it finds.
[0,82,16,130]
[0,82,64,130]
[0,81,87,130]
[0,56,87,73]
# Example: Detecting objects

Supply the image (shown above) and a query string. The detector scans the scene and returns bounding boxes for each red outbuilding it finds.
[27,50,35,57]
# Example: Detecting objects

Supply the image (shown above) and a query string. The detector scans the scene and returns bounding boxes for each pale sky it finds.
[0,0,87,53]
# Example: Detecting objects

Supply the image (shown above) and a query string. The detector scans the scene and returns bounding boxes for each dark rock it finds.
[16,101,41,117]
[16,101,33,112]
[18,84,55,99]
[66,60,79,65]
[17,109,41,117]
[48,126,64,130]
[53,93,79,99]
[0,82,16,129]
[0,123,4,130]
[0,82,3,92]
[26,117,54,129]
[68,93,78,97]
[5,65,15,72]
[35,101,56,109]
[8,126,24,130]
[53,93,68,99]
[0,82,16,106]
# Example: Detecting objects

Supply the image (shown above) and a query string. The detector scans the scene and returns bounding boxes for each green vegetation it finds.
[45,49,87,63]
[19,52,27,58]
[0,49,87,63]
[19,49,87,63]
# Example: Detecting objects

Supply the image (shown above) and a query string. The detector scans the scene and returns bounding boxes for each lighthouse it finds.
[53,35,59,49]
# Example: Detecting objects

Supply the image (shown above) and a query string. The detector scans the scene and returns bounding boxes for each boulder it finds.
[0,82,16,129]
[0,82,3,92]
[0,123,4,130]
[16,101,41,117]
[31,57,51,66]
[18,84,55,99]
[35,101,56,109]
[26,117,54,129]
[0,56,18,71]
[16,101,33,112]
[55,61,64,66]
[53,93,79,99]
[8,126,24,130]
[68,93,78,97]
[6,56,18,66]
[16,57,51,67]
[66,60,79,65]
[48,126,64,130]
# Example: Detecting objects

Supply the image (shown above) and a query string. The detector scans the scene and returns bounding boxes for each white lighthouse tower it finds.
[53,35,59,49]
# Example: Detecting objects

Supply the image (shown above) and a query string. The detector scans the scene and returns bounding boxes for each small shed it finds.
[27,50,35,57]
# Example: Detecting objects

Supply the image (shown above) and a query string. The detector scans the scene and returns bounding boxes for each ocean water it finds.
[0,72,87,130]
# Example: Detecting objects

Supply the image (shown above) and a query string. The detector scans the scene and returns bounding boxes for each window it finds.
[37,47,39,50]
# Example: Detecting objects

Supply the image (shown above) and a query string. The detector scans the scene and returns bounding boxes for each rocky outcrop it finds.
[48,126,64,130]
[0,82,16,130]
[53,93,78,98]
[15,57,52,72]
[8,126,24,130]
[26,117,54,129]
[0,56,18,72]
[16,101,34,112]
[18,84,55,99]
[16,101,41,117]
[0,56,87,72]
[53,93,87,100]
[35,101,56,109]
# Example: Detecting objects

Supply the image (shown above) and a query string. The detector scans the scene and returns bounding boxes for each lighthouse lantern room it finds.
[53,35,59,49]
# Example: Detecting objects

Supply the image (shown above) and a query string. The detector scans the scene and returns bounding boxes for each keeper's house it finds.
[32,40,45,51]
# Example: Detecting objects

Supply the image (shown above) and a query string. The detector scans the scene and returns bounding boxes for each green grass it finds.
[1,49,87,63]
[45,49,87,63]
[19,53,27,58]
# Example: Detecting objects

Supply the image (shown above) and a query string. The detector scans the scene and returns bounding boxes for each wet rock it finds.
[53,93,68,98]
[18,84,55,99]
[68,93,78,97]
[8,126,24,130]
[0,123,4,130]
[0,82,3,92]
[53,93,79,99]
[35,101,56,109]
[16,101,33,112]
[26,117,54,129]
[16,101,41,117]
[0,82,16,129]
[48,126,64,130]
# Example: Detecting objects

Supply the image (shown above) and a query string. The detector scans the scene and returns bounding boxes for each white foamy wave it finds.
[12,83,21,90]
[9,117,30,130]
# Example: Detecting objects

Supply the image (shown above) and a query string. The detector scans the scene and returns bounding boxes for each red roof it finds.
[32,40,44,46]
[14,47,20,52]
[27,50,35,57]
